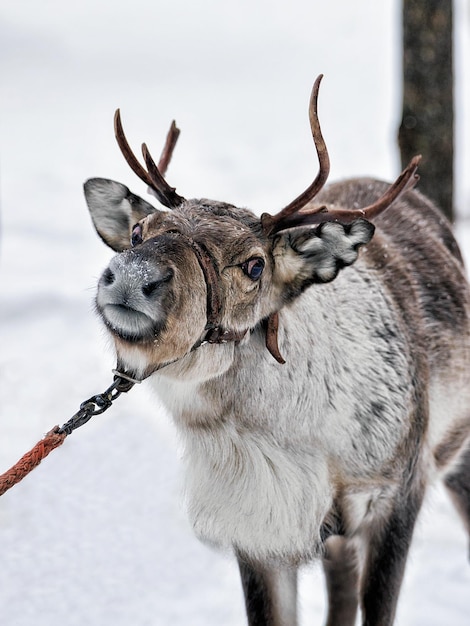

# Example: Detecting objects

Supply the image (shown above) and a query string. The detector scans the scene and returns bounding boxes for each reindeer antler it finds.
[261,76,422,236]
[261,74,330,236]
[114,110,185,209]
[157,120,180,176]
[273,155,422,232]
[354,155,421,220]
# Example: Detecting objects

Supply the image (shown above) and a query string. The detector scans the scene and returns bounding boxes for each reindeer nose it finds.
[100,253,173,301]
[100,262,165,299]
[97,249,175,335]
[96,250,174,341]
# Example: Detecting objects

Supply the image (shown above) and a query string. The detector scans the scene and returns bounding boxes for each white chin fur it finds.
[114,343,154,380]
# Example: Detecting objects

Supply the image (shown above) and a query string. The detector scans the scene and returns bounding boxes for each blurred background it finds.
[1,1,469,624]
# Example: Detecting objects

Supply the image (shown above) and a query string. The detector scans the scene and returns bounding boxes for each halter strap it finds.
[171,232,248,346]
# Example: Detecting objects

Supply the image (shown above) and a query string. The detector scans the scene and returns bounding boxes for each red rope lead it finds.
[0,428,67,497]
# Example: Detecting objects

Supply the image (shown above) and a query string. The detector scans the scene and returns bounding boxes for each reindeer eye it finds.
[241,257,265,281]
[131,224,143,247]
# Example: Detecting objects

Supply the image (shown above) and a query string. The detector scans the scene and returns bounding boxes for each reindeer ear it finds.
[272,218,374,297]
[84,178,159,251]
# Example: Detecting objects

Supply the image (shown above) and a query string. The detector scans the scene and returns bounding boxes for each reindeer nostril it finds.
[142,281,161,297]
[102,268,115,286]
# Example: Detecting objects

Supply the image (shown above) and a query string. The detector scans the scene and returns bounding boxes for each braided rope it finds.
[0,428,66,497]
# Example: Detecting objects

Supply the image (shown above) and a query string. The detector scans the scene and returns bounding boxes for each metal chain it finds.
[0,371,139,497]
[57,374,137,436]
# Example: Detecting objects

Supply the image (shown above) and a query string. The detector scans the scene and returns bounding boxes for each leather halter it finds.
[183,234,285,362]
[174,233,248,348]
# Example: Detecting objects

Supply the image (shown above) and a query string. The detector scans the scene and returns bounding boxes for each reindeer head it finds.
[85,76,420,380]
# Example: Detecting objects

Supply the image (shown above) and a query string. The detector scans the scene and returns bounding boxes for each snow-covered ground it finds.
[0,1,469,624]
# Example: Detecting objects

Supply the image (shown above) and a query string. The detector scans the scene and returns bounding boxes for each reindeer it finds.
[83,75,470,625]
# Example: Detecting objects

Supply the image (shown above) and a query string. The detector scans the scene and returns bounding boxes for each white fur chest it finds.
[151,368,334,562]
[181,422,334,563]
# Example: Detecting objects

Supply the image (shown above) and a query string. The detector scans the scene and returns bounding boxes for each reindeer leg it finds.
[237,556,298,626]
[322,536,359,626]
[359,486,424,626]
[444,443,470,553]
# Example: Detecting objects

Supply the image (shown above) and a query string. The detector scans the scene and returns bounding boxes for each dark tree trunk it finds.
[399,0,454,222]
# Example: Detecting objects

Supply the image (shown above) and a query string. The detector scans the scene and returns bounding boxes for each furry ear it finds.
[272,218,374,298]
[84,178,159,251]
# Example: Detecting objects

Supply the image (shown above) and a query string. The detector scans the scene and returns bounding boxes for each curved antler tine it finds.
[158,120,180,176]
[114,109,185,210]
[360,154,421,220]
[114,109,155,189]
[274,155,423,231]
[141,143,185,209]
[306,74,330,196]
[261,74,330,236]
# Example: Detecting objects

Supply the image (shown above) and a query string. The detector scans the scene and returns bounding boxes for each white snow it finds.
[0,1,469,624]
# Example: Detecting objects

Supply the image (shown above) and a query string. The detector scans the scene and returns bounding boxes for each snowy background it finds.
[1,1,470,624]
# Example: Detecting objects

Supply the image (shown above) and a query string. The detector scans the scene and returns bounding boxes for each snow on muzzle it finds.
[96,247,174,343]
